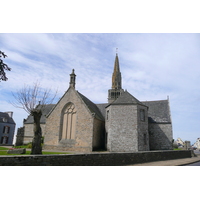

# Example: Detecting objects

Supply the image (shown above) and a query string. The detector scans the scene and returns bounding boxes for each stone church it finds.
[16,53,173,152]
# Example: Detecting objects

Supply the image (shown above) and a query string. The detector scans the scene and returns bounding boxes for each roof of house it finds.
[0,112,15,124]
[77,92,105,121]
[96,103,109,119]
[109,90,146,106]
[95,93,172,124]
[25,88,105,124]
[24,104,55,124]
[23,91,171,125]
[141,100,171,123]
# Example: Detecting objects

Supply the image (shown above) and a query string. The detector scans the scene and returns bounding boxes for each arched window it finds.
[61,103,77,140]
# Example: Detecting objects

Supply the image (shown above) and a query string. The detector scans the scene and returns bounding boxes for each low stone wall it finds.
[0,150,193,166]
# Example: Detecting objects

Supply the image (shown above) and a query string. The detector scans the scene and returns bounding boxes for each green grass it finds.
[0,151,9,155]
[14,145,29,149]
[0,147,9,150]
[0,150,71,156]
[173,148,183,150]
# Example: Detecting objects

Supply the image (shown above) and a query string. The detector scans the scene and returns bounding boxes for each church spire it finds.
[112,53,122,89]
[69,69,76,88]
[108,52,124,103]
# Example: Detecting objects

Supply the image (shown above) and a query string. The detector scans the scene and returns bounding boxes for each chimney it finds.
[5,111,13,118]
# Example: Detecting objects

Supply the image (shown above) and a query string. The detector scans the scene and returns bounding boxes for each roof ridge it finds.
[141,99,168,103]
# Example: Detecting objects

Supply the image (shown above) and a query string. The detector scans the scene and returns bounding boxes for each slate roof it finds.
[97,99,171,124]
[96,103,109,119]
[23,91,171,125]
[24,90,105,123]
[77,92,105,121]
[24,104,55,124]
[0,112,15,124]
[110,90,146,106]
[141,100,171,123]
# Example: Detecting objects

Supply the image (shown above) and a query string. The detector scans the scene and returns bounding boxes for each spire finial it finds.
[116,48,118,55]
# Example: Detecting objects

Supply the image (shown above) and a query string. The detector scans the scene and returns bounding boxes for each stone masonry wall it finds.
[23,124,45,144]
[44,88,94,152]
[149,123,173,150]
[106,105,138,152]
[15,127,24,146]
[0,150,193,166]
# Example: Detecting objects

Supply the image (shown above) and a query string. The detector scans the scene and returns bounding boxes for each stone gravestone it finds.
[7,148,26,154]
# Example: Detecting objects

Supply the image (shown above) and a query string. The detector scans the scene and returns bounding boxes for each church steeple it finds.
[69,69,76,88]
[112,53,122,89]
[108,52,124,103]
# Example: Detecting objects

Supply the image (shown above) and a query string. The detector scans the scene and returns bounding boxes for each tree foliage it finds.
[0,51,11,81]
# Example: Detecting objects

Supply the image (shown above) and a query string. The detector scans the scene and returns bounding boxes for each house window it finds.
[61,103,77,140]
[140,109,145,121]
[3,126,10,134]
[1,136,8,144]
[3,117,8,122]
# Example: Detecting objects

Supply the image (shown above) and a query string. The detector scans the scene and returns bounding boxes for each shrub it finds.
[41,136,44,144]
[27,143,32,148]
[173,143,178,149]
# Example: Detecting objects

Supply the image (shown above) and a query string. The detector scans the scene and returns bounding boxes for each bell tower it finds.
[108,51,124,103]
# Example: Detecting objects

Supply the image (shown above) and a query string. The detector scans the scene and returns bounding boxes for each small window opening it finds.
[140,109,145,121]
[107,110,109,120]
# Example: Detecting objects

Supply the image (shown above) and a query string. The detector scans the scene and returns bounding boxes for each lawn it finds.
[0,147,9,150]
[173,148,184,150]
[0,149,71,156]
[0,145,72,155]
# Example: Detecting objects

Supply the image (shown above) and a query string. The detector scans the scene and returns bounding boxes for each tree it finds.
[12,82,57,154]
[0,51,11,81]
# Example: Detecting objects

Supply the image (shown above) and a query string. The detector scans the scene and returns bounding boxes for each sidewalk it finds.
[127,154,200,166]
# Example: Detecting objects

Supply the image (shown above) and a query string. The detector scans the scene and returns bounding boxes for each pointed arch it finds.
[60,103,77,140]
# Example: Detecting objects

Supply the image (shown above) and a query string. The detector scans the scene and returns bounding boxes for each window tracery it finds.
[61,103,76,140]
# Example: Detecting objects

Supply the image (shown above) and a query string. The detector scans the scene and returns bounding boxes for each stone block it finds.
[7,148,26,154]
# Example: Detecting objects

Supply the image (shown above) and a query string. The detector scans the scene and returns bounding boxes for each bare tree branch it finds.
[11,81,57,114]
[11,81,57,154]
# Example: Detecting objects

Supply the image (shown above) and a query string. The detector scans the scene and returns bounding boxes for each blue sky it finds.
[0,33,200,144]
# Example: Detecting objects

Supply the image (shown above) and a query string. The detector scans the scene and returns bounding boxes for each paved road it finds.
[183,150,200,166]
[194,150,200,155]
[186,161,200,166]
